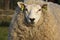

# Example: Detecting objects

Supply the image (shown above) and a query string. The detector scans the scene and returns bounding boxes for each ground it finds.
[0,26,8,40]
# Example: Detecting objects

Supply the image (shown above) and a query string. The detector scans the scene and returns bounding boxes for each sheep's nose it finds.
[29,18,35,22]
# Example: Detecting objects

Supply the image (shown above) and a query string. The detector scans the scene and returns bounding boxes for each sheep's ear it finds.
[42,4,47,10]
[17,2,26,11]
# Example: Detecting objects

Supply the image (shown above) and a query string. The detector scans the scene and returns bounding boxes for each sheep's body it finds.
[8,2,60,40]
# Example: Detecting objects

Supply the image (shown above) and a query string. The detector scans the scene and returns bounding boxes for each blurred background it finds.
[0,0,60,40]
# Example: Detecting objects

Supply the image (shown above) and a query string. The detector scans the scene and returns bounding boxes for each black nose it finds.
[29,18,35,22]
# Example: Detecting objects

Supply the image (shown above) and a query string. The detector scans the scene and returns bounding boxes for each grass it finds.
[0,9,14,40]
[0,26,8,40]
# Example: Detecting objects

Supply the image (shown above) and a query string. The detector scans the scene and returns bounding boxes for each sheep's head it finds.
[17,2,47,25]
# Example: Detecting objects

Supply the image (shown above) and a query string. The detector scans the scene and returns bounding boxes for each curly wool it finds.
[8,3,60,40]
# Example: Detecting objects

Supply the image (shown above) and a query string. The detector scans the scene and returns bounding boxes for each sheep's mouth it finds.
[30,22,35,24]
[28,22,35,26]
[25,18,35,24]
[24,19,35,26]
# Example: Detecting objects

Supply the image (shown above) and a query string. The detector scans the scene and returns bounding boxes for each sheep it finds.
[8,2,60,40]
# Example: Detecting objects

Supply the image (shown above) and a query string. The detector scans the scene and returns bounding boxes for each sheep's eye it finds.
[38,9,41,11]
[25,8,28,11]
[37,9,41,13]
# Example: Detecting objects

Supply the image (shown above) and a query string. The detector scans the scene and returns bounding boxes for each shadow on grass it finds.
[0,21,11,27]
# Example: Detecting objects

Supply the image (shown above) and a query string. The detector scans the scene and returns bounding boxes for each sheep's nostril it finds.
[29,18,35,22]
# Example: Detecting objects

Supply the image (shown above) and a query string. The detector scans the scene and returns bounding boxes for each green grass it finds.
[0,26,8,40]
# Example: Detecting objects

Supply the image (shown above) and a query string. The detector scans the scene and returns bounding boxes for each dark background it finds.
[0,0,60,10]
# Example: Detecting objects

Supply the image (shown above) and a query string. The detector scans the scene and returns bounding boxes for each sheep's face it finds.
[17,2,47,24]
[25,4,42,24]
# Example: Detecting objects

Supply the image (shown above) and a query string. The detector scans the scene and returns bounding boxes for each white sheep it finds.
[8,2,60,40]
